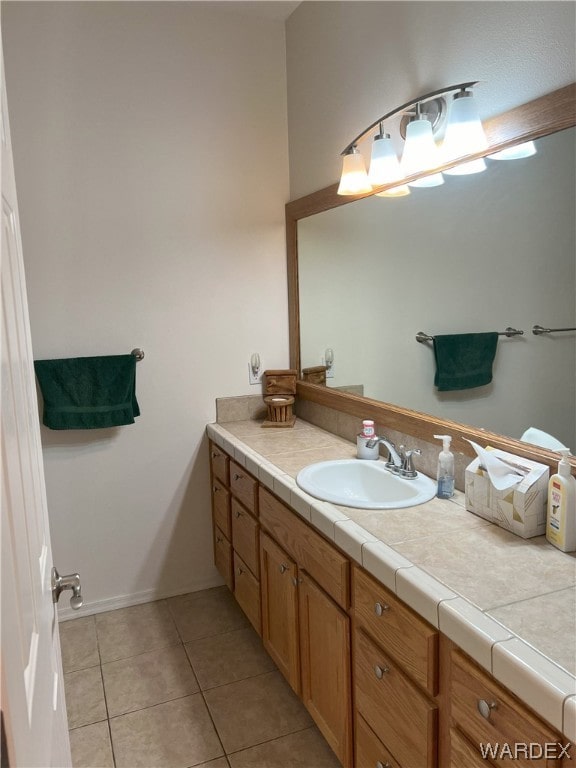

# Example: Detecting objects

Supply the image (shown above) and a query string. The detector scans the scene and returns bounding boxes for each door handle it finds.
[51,567,83,610]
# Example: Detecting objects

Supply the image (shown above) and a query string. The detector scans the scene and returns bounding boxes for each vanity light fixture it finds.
[337,81,533,197]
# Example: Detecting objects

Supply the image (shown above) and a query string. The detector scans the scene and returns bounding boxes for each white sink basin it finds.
[296,459,436,510]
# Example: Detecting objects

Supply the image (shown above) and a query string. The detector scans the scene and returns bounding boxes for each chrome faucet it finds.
[365,436,403,470]
[365,436,422,478]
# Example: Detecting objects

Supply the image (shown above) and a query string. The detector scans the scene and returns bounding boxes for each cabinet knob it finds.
[292,576,298,586]
[233,473,243,481]
[477,699,497,719]
[374,664,389,679]
[279,563,289,574]
[216,536,223,543]
[211,451,219,459]
[213,486,219,493]
[374,602,390,616]
[237,566,244,576]
[234,509,242,518]
[376,762,391,768]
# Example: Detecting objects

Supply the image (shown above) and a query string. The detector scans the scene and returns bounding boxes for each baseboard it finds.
[57,575,225,622]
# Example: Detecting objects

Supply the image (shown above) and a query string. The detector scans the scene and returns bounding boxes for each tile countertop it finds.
[206,418,576,739]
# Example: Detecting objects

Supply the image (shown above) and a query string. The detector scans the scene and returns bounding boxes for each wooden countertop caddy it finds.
[262,369,297,428]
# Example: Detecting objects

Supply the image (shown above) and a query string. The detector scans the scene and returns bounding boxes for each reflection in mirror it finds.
[298,128,576,449]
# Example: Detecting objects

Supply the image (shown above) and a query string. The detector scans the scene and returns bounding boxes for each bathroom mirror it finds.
[287,84,576,469]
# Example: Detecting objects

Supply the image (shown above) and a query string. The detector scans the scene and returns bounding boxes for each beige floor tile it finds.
[167,587,248,642]
[102,644,199,716]
[60,616,100,673]
[185,627,275,690]
[196,759,230,768]
[96,600,181,663]
[204,671,312,754]
[69,721,114,768]
[228,727,340,768]
[110,694,223,768]
[64,666,107,729]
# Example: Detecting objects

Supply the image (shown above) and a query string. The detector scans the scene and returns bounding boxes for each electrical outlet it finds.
[321,357,335,379]
[248,362,262,385]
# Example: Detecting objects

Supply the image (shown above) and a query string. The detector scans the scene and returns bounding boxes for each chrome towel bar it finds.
[416,327,524,343]
[532,325,576,335]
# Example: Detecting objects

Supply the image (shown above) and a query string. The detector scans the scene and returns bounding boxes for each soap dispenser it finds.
[434,435,454,499]
[546,449,576,552]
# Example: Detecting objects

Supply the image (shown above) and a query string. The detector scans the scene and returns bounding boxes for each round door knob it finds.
[374,602,390,616]
[477,699,497,719]
[374,664,389,679]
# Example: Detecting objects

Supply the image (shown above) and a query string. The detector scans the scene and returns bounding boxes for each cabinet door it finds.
[213,526,233,591]
[212,478,231,539]
[299,571,352,767]
[233,553,261,635]
[260,532,300,694]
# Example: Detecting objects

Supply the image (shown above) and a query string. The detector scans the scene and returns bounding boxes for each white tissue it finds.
[520,427,568,452]
[466,440,526,491]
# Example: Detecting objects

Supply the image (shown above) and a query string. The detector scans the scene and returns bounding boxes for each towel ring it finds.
[131,348,145,361]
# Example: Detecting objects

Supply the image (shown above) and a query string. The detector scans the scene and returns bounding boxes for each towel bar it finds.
[416,327,523,343]
[131,348,145,360]
[532,325,576,335]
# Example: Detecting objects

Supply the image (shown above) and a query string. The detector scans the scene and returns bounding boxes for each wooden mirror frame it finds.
[286,83,576,472]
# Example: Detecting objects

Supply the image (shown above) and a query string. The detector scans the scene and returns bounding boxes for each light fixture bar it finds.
[340,81,479,156]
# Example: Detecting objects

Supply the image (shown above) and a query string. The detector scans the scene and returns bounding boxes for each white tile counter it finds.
[206,417,576,738]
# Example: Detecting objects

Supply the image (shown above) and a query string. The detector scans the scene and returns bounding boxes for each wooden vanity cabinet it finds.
[448,647,572,768]
[259,487,353,767]
[353,565,439,768]
[209,443,261,634]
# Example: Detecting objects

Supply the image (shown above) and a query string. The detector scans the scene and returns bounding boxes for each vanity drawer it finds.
[210,442,229,485]
[213,525,233,590]
[355,713,402,768]
[259,486,349,609]
[231,498,259,576]
[230,461,258,515]
[449,727,495,768]
[450,649,563,768]
[353,565,438,696]
[354,628,438,768]
[233,552,261,635]
[211,478,231,538]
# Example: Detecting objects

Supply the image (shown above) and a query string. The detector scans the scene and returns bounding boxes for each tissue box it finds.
[465,449,549,538]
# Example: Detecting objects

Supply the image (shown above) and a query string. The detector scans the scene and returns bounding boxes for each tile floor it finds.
[61,586,340,768]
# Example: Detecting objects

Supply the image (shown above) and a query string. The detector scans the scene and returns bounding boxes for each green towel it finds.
[433,333,498,391]
[34,355,140,430]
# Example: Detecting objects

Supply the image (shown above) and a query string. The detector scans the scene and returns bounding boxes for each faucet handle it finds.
[400,448,421,478]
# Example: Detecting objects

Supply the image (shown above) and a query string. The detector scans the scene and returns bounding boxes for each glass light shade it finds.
[375,184,411,198]
[368,135,405,186]
[489,141,537,160]
[401,117,444,187]
[444,158,487,176]
[442,92,488,174]
[337,150,372,195]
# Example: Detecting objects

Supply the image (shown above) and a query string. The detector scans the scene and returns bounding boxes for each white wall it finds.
[286,1,576,198]
[2,2,290,615]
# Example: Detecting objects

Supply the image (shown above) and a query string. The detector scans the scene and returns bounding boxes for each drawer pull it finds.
[211,451,220,459]
[233,473,243,481]
[234,509,243,518]
[213,486,219,493]
[237,566,245,576]
[374,601,390,616]
[376,762,391,768]
[477,699,498,719]
[216,536,223,543]
[374,664,389,679]
[279,563,289,574]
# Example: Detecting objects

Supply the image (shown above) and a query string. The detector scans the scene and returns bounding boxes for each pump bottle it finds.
[434,435,454,499]
[546,449,576,552]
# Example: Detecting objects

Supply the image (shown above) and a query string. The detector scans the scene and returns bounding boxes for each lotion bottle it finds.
[357,419,378,460]
[546,449,576,552]
[434,435,454,499]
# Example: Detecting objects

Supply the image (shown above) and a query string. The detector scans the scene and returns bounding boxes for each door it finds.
[1,45,72,767]
[299,571,353,767]
[259,532,300,693]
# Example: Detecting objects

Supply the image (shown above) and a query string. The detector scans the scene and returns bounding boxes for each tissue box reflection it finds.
[465,449,549,538]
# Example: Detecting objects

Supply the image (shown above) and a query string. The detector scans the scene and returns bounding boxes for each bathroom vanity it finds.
[207,414,575,768]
